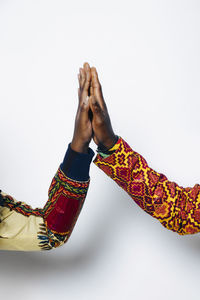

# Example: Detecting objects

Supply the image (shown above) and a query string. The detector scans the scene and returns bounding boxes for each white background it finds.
[0,0,200,299]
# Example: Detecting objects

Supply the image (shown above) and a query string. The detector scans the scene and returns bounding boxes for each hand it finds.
[71,62,93,154]
[89,67,117,150]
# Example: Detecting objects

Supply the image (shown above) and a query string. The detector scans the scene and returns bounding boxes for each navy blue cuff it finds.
[60,143,95,181]
[0,190,4,206]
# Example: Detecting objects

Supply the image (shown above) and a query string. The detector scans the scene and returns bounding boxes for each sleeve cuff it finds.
[60,143,95,181]
[96,135,120,158]
[0,190,4,206]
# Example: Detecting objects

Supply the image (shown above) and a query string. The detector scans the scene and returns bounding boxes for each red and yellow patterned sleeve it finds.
[93,136,200,235]
[0,168,89,251]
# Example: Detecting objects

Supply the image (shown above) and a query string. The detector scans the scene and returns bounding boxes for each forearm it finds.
[43,143,95,248]
[0,144,94,251]
[42,166,91,249]
[0,169,90,251]
[93,136,200,235]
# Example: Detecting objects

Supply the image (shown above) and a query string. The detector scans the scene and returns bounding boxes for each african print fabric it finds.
[94,136,200,235]
[0,168,89,251]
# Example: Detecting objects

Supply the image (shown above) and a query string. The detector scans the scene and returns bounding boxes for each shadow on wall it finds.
[1,185,200,276]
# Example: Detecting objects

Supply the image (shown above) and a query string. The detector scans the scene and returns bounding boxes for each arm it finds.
[94,136,200,235]
[89,66,200,235]
[0,157,90,251]
[0,143,94,251]
[0,62,94,251]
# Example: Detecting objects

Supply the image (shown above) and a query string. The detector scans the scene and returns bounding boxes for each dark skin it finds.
[71,62,117,153]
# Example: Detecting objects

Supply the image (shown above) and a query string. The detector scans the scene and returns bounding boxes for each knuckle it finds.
[83,80,90,89]
[93,105,100,113]
[95,117,104,126]
[93,100,100,108]
[93,82,99,88]
[78,88,82,98]
[79,103,87,112]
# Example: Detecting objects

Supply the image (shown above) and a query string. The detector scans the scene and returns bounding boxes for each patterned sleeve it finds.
[0,168,90,251]
[93,136,200,235]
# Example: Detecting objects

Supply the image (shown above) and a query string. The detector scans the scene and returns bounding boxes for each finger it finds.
[79,63,91,107]
[90,84,93,97]
[80,68,86,88]
[83,62,91,93]
[91,67,106,110]
[78,96,91,123]
[78,73,82,103]
[79,68,82,87]
[91,67,101,90]
[78,73,81,89]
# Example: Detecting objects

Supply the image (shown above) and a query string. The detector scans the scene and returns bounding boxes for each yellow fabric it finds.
[93,136,200,235]
[0,193,43,251]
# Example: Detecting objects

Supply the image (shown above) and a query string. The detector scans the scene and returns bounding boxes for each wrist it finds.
[71,140,89,154]
[98,135,118,151]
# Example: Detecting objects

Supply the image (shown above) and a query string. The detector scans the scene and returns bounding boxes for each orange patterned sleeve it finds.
[93,137,200,235]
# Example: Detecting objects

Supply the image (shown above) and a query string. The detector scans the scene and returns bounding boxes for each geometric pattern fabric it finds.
[93,137,200,235]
